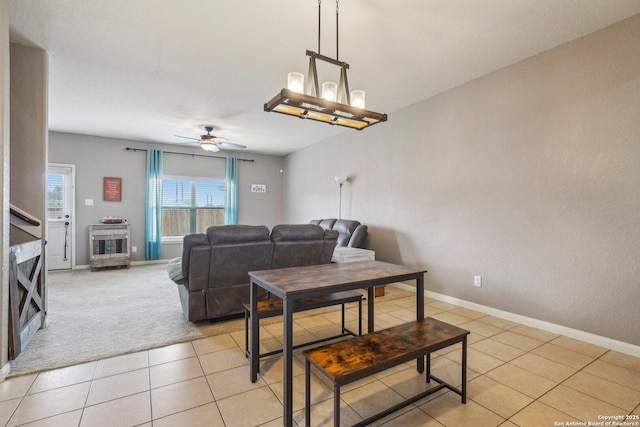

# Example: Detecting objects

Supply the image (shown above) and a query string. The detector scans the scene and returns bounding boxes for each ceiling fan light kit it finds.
[173,125,246,152]
[264,0,387,131]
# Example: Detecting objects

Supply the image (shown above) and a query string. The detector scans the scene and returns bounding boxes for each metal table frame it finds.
[248,260,426,427]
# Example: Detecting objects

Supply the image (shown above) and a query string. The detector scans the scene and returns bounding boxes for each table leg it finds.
[283,296,294,427]
[250,280,259,383]
[367,286,375,333]
[417,274,425,373]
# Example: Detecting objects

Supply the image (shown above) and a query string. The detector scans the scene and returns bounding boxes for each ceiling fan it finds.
[173,126,247,152]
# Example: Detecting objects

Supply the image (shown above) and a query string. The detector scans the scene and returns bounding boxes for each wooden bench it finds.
[303,317,469,427]
[243,291,363,359]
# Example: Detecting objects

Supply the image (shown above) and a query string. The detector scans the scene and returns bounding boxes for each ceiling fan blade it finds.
[174,134,201,142]
[218,141,247,149]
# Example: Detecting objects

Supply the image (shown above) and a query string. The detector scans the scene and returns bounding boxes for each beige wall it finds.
[0,0,10,378]
[9,43,47,244]
[284,15,640,346]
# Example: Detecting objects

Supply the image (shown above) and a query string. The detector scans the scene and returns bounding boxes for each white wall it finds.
[284,15,640,346]
[49,132,285,264]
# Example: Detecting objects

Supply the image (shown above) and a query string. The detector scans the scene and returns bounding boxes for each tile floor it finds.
[0,286,639,426]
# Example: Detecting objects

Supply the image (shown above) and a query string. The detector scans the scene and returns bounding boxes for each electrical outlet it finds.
[131,246,137,253]
[474,275,482,288]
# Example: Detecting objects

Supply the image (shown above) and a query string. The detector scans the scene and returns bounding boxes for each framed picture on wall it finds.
[103,177,122,201]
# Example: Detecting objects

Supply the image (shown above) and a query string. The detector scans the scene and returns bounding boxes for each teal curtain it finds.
[145,149,163,260]
[224,156,238,224]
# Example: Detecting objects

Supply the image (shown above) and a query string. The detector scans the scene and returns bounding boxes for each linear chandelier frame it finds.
[264,0,387,130]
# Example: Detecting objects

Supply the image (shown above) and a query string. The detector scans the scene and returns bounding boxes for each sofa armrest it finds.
[348,224,368,248]
[181,233,210,280]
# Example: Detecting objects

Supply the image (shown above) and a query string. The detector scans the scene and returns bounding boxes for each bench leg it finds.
[305,359,311,427]
[462,335,467,403]
[334,383,340,427]
[341,303,346,334]
[426,353,431,383]
[244,308,250,358]
[358,298,362,336]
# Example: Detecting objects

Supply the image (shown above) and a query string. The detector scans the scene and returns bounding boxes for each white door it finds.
[47,164,75,270]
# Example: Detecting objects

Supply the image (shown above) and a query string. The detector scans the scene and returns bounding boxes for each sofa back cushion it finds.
[333,219,361,247]
[270,224,326,269]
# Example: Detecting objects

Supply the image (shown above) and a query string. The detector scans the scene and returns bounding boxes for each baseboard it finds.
[75,259,169,270]
[391,283,640,358]
[1,362,11,382]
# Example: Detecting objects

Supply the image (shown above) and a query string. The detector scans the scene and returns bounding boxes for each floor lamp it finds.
[334,176,348,219]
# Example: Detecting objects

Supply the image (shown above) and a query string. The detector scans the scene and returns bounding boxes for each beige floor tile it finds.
[563,371,640,412]
[341,379,406,422]
[152,402,225,427]
[456,348,505,374]
[198,347,248,375]
[378,365,441,400]
[207,365,267,400]
[386,307,421,323]
[420,390,505,427]
[485,363,557,399]
[468,375,533,418]
[471,338,526,362]
[8,382,91,426]
[151,377,214,420]
[510,352,577,382]
[430,354,479,388]
[582,360,640,391]
[0,398,21,426]
[93,351,149,379]
[492,330,544,352]
[510,401,581,427]
[549,335,608,358]
[510,325,559,342]
[539,385,625,421]
[80,391,151,427]
[293,396,365,427]
[149,356,204,389]
[269,371,333,412]
[258,353,306,385]
[478,316,520,331]
[427,301,459,311]
[0,373,37,401]
[148,341,196,366]
[217,385,283,427]
[191,334,238,356]
[372,312,406,330]
[450,307,487,320]
[377,408,442,427]
[429,311,470,326]
[599,350,640,373]
[459,320,504,337]
[86,368,150,406]
[498,421,519,427]
[18,409,83,427]
[531,342,595,370]
[295,314,336,331]
[27,362,96,394]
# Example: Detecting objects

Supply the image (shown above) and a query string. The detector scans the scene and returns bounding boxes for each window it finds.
[161,177,226,238]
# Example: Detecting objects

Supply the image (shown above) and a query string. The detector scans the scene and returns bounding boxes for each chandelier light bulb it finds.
[287,72,304,93]
[351,90,365,109]
[322,82,337,101]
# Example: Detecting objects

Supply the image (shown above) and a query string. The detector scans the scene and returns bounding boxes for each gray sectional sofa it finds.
[172,224,338,322]
[310,218,368,248]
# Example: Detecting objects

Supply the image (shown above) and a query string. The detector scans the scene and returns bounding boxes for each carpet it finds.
[8,264,246,377]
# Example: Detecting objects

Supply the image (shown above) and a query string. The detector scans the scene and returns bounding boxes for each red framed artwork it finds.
[103,177,122,201]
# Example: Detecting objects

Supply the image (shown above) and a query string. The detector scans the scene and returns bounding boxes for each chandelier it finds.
[264,0,387,130]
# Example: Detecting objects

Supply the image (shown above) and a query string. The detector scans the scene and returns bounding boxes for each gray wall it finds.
[283,15,640,346]
[49,132,285,264]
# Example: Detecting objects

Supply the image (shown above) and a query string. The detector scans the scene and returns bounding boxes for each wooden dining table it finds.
[248,260,427,427]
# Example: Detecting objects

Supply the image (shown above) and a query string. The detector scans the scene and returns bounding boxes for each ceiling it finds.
[9,1,640,156]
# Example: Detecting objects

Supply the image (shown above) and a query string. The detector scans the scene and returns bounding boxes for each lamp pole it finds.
[334,176,347,219]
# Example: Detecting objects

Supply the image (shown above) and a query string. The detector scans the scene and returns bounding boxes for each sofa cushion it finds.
[334,219,361,247]
[271,224,324,241]
[318,218,337,230]
[206,224,270,244]
[166,257,186,284]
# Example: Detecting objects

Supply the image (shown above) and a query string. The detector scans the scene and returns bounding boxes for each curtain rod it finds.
[125,147,254,162]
